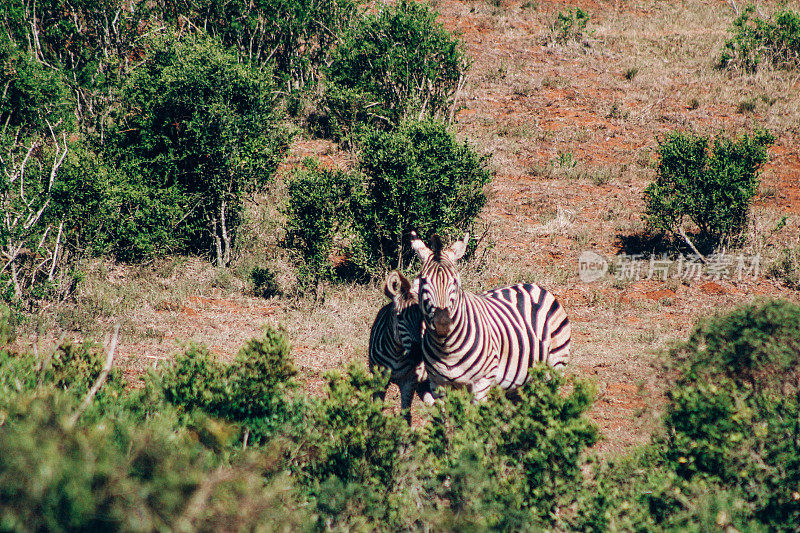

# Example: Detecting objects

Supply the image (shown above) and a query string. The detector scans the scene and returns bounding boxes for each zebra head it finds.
[384,270,423,357]
[409,232,469,337]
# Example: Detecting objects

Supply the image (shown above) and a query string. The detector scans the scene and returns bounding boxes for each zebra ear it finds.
[384,270,411,298]
[409,231,432,262]
[384,270,402,298]
[448,233,470,262]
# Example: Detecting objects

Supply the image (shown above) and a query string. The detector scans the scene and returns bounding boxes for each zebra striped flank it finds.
[410,231,570,401]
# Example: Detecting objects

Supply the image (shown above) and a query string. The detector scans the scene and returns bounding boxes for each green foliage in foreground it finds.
[0,313,597,531]
[644,129,774,245]
[579,299,800,531]
[719,5,800,71]
[422,367,598,530]
[4,299,799,530]
[158,327,299,445]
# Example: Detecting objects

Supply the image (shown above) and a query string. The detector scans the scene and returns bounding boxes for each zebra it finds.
[368,270,432,422]
[409,231,570,401]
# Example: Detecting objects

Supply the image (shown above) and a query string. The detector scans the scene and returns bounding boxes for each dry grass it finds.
[13,0,800,455]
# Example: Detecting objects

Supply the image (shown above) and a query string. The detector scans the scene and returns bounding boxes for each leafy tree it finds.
[283,121,491,287]
[111,34,292,265]
[325,0,468,142]
[173,0,360,90]
[644,129,774,245]
[0,34,74,301]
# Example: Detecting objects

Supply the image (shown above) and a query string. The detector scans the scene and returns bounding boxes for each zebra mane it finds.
[431,234,443,261]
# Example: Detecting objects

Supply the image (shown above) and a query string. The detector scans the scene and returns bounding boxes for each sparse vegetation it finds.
[624,67,639,80]
[769,246,800,289]
[550,8,591,44]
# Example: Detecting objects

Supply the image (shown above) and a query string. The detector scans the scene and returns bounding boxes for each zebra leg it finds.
[399,379,417,424]
[469,377,495,403]
[373,389,387,403]
[416,379,436,405]
[423,379,443,405]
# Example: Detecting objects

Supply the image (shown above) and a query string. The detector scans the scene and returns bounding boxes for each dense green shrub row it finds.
[3,299,799,530]
[1,0,480,302]
[0,300,800,531]
[0,306,598,530]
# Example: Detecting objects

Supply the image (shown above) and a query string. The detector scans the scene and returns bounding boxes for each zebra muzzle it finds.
[432,308,453,336]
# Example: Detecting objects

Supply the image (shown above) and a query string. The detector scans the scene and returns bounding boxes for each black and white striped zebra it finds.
[368,270,432,422]
[410,232,570,401]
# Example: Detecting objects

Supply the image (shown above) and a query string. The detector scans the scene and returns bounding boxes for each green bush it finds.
[251,266,282,298]
[47,142,118,259]
[359,119,491,269]
[0,392,305,532]
[576,445,769,532]
[110,33,292,265]
[325,0,468,142]
[719,5,800,71]
[292,364,416,530]
[0,34,73,135]
[662,300,800,529]
[0,339,124,417]
[175,0,360,91]
[283,120,491,285]
[551,8,590,44]
[577,300,800,531]
[283,161,371,287]
[160,327,298,443]
[644,129,774,245]
[421,366,598,529]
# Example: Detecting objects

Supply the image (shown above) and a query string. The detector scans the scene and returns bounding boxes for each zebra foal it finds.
[410,232,570,401]
[368,270,432,422]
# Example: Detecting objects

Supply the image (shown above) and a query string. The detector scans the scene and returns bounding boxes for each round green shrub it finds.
[644,129,774,245]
